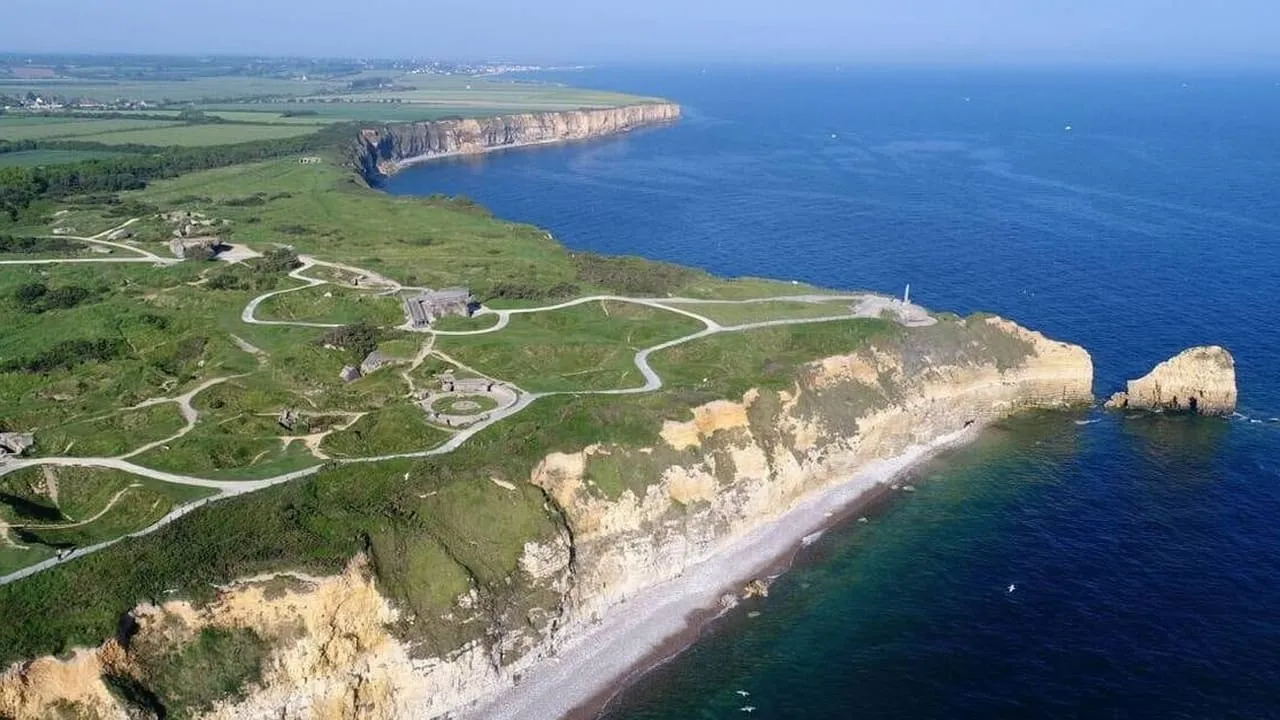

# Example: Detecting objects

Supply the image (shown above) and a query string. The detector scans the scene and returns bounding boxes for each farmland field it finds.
[203,110,336,125]
[0,75,346,103]
[0,117,180,141]
[193,103,469,122]
[77,123,321,146]
[312,84,657,109]
[0,149,125,167]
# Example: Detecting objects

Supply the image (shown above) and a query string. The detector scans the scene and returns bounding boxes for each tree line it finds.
[0,123,359,221]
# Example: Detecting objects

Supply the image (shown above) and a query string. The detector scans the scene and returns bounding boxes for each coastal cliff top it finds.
[0,152,1090,673]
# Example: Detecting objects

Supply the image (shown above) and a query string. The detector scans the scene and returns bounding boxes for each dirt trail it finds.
[9,485,138,530]
[230,334,267,362]
[0,218,176,266]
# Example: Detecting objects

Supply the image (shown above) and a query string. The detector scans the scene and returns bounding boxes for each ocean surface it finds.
[384,67,1280,719]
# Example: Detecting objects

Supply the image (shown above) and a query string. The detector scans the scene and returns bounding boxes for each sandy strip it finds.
[464,425,978,720]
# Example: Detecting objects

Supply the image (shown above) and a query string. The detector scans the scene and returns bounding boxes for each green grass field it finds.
[658,298,857,326]
[204,110,336,125]
[32,403,188,458]
[0,149,125,167]
[196,102,490,123]
[429,314,504,332]
[255,284,405,326]
[431,394,499,414]
[77,123,320,146]
[0,117,180,141]
[649,318,902,397]
[437,300,705,392]
[319,402,453,458]
[0,466,216,574]
[0,76,346,103]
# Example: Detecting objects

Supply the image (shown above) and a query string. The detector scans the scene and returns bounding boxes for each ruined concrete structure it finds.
[360,351,389,375]
[169,237,224,261]
[403,288,472,328]
[164,210,219,240]
[439,374,494,394]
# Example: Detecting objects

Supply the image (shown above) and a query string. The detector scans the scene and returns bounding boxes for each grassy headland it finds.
[0,65,1036,681]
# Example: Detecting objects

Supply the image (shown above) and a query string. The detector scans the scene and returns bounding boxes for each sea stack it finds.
[1105,346,1237,416]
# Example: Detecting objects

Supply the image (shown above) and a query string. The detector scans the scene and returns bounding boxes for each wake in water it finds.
[1231,411,1280,426]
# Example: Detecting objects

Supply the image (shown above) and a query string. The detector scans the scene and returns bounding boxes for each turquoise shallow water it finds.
[385,67,1280,718]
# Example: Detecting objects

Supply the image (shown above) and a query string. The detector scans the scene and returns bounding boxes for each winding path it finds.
[0,219,175,266]
[0,242,916,586]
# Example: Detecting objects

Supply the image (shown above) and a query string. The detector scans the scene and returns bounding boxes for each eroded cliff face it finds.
[531,317,1092,622]
[2,317,1091,720]
[353,103,681,180]
[0,560,432,720]
[1105,345,1237,415]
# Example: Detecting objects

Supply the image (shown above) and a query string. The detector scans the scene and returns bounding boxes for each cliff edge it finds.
[353,103,681,180]
[1104,346,1237,416]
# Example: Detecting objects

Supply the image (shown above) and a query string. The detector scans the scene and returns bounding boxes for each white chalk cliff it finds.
[1105,345,1237,415]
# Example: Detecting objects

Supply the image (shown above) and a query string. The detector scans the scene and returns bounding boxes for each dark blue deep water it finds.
[385,67,1280,719]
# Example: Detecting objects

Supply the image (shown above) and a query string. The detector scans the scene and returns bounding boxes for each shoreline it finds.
[578,480,903,720]
[463,424,980,720]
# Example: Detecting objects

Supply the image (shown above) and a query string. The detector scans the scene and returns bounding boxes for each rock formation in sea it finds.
[1104,345,1237,416]
[0,316,1092,720]
[351,103,681,181]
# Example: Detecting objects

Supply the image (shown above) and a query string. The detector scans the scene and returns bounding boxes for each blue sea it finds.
[385,67,1280,719]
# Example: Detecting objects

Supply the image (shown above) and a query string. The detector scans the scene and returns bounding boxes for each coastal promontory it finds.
[1104,346,1237,415]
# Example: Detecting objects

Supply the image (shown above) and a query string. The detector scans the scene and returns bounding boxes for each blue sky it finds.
[8,0,1280,66]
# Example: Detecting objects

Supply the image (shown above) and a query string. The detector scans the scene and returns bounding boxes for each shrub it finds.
[421,193,492,218]
[220,194,267,207]
[258,247,300,274]
[128,626,267,717]
[321,322,378,361]
[482,281,579,302]
[571,253,700,296]
[205,271,247,291]
[0,236,77,255]
[12,282,93,313]
[2,338,125,373]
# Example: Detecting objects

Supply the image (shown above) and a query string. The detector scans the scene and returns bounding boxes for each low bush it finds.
[321,322,379,361]
[12,282,94,313]
[571,252,701,296]
[2,338,125,373]
[0,235,78,255]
